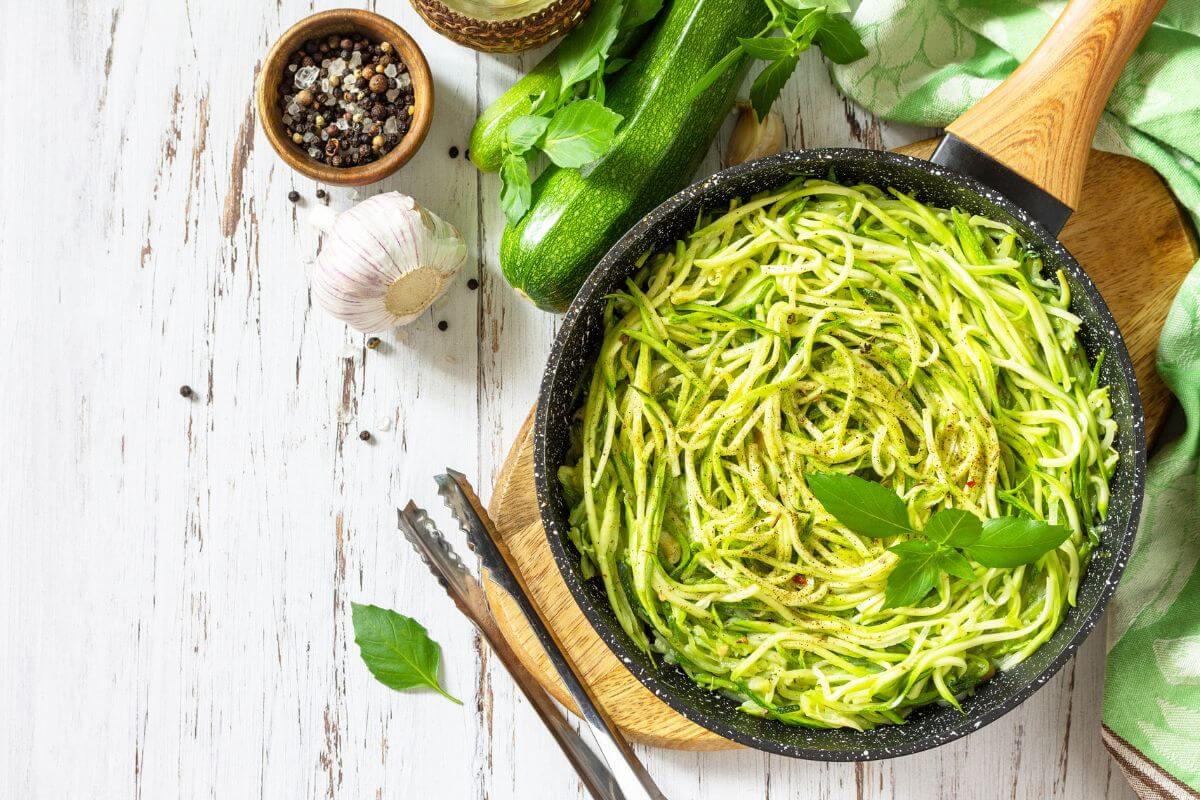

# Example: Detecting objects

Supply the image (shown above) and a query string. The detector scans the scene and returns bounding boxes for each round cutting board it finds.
[483,140,1197,749]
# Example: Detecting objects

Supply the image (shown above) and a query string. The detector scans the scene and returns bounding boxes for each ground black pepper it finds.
[279,33,415,169]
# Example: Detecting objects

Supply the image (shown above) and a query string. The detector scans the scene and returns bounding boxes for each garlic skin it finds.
[310,192,467,333]
[725,104,785,168]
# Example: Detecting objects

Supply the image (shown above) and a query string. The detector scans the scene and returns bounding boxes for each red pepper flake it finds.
[792,575,808,586]
[966,480,977,488]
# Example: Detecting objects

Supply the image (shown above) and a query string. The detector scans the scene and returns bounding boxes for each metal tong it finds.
[397,469,667,800]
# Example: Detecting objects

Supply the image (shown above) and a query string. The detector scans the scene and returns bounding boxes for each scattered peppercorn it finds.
[437,320,448,331]
[179,385,193,398]
[316,188,327,199]
[359,430,372,441]
[792,575,808,586]
[287,190,300,202]
[464,148,470,161]
[466,278,479,291]
[279,33,414,169]
[448,146,459,158]
[366,336,381,349]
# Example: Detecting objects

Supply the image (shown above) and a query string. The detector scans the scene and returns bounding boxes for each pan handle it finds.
[939,0,1163,219]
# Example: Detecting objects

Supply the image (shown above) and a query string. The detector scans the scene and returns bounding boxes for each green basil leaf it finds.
[883,540,941,609]
[738,36,799,60]
[505,115,551,156]
[814,15,867,64]
[538,99,623,168]
[778,0,848,11]
[923,508,982,548]
[963,517,1073,568]
[557,0,625,87]
[788,7,828,43]
[806,472,916,539]
[351,603,461,704]
[686,46,745,103]
[620,0,664,30]
[749,52,800,120]
[499,153,533,224]
[936,547,978,582]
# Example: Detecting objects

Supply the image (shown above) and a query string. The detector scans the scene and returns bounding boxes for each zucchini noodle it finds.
[558,178,1119,729]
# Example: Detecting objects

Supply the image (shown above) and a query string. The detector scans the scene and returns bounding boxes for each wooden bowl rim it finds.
[255,8,433,187]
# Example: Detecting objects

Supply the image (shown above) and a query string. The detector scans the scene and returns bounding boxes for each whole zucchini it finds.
[500,0,770,311]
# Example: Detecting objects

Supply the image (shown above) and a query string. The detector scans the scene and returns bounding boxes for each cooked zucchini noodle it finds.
[558,178,1118,729]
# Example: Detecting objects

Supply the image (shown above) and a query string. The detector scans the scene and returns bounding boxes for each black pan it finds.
[533,0,1158,759]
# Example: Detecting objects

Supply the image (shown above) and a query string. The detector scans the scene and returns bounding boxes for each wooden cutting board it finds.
[483,140,1198,750]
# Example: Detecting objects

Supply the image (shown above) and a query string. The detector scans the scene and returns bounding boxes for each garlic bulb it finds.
[725,103,785,167]
[310,192,467,332]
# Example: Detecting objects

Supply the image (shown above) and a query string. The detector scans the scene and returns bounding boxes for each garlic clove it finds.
[725,103,785,168]
[310,192,468,333]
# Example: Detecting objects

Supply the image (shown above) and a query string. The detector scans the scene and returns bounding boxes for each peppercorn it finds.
[448,146,459,158]
[366,336,381,350]
[437,320,448,331]
[292,132,303,144]
[179,385,193,398]
[316,188,327,199]
[359,430,372,441]
[368,74,388,93]
[287,190,300,202]
[380,41,392,53]
[372,135,385,150]
[467,278,479,290]
[361,66,374,79]
[340,38,353,50]
[296,89,314,106]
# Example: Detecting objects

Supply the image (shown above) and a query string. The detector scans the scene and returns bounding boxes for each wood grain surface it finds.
[483,139,1197,747]
[946,0,1165,209]
[1,0,1186,797]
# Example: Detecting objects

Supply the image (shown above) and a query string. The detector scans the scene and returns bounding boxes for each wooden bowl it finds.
[256,9,433,187]
[409,0,590,53]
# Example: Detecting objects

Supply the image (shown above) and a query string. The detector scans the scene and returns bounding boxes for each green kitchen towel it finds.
[831,2,1200,796]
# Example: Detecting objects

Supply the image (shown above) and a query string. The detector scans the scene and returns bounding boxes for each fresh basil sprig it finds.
[689,2,867,121]
[806,473,1072,610]
[498,0,661,224]
[351,602,462,704]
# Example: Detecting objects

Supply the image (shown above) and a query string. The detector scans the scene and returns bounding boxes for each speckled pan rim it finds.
[534,148,1146,761]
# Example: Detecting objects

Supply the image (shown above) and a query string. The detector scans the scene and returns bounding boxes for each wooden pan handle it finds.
[945,0,1164,210]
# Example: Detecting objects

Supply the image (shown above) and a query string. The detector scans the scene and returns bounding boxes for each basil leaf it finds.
[738,36,799,60]
[539,99,623,169]
[963,517,1073,568]
[499,153,533,224]
[749,52,800,120]
[883,540,941,609]
[806,472,916,539]
[937,547,978,582]
[686,46,745,103]
[779,0,848,11]
[923,508,982,548]
[557,0,625,87]
[505,115,551,156]
[814,15,867,64]
[351,603,461,704]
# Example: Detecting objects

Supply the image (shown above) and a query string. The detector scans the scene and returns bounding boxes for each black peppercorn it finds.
[359,430,372,441]
[316,188,327,199]
[448,146,459,158]
[366,336,381,350]
[179,385,193,397]
[467,278,479,290]
[287,190,300,203]
[437,320,448,331]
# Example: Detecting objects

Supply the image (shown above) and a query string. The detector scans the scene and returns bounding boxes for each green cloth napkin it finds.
[831,2,1200,795]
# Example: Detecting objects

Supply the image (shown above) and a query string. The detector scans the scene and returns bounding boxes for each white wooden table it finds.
[0,2,1137,798]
